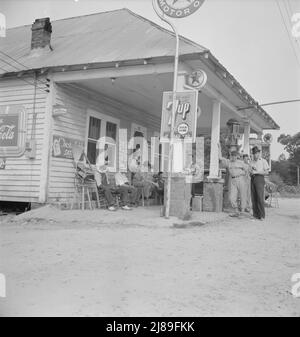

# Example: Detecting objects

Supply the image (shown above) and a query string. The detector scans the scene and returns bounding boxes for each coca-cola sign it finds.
[0,115,18,146]
[0,105,27,157]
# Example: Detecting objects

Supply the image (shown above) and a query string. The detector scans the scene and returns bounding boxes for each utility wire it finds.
[276,0,300,69]
[0,64,48,94]
[0,50,47,86]
[238,98,300,111]
[287,0,300,49]
[0,54,47,87]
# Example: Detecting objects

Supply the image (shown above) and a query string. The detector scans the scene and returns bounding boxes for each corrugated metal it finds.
[0,9,206,74]
[0,8,279,131]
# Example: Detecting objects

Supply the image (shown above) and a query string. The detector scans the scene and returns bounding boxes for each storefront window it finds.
[87,117,101,165]
[86,110,119,171]
[104,122,117,169]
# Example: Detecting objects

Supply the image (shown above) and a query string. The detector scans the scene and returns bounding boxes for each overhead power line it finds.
[238,98,300,111]
[276,0,300,69]
[0,52,47,87]
[0,64,48,94]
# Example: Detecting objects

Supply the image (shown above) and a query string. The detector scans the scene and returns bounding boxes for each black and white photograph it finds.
[0,0,300,320]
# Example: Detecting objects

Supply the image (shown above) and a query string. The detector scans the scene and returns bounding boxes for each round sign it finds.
[157,0,205,19]
[186,69,207,89]
[177,123,189,136]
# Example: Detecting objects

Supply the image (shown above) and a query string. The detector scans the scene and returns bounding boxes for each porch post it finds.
[208,99,221,179]
[165,71,192,218]
[173,72,187,173]
[203,99,224,212]
[243,119,250,155]
[257,131,263,151]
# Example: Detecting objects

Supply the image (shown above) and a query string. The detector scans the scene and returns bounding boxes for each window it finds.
[87,117,101,165]
[86,110,120,171]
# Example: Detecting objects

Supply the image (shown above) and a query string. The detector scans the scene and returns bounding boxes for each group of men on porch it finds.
[93,158,165,211]
[77,136,270,218]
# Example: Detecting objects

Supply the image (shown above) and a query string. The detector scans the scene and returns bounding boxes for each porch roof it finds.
[0,8,279,130]
[0,8,207,72]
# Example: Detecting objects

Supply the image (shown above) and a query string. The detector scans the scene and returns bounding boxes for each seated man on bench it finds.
[96,167,137,211]
[115,171,138,209]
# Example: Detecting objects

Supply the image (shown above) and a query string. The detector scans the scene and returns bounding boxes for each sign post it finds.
[152,0,205,218]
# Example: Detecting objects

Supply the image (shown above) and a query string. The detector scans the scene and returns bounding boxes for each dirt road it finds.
[0,198,299,316]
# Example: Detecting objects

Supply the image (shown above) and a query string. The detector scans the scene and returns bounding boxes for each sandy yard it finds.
[0,198,299,317]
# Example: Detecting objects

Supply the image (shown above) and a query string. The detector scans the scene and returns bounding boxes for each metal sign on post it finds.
[156,0,205,19]
[152,0,204,219]
[185,69,207,90]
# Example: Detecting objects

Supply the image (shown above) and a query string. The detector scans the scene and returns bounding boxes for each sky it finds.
[0,0,299,160]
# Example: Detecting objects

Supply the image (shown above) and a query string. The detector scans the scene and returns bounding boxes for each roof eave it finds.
[201,51,280,131]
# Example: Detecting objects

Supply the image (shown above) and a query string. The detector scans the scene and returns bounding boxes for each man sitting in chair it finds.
[96,166,137,211]
[115,171,138,209]
[152,171,164,205]
[132,161,155,205]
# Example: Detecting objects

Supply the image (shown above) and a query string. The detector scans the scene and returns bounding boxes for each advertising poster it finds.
[52,135,84,160]
[0,105,27,157]
[160,91,198,143]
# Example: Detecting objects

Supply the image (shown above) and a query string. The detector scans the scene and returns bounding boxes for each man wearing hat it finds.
[250,146,270,220]
[218,144,248,217]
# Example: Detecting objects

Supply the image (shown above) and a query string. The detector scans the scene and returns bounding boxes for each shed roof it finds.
[0,8,207,72]
[0,8,279,130]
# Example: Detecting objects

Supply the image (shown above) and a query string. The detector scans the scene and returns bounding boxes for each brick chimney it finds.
[31,18,52,50]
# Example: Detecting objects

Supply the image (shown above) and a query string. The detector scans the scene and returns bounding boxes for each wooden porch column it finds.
[203,99,224,212]
[257,131,263,151]
[208,100,221,179]
[173,72,187,173]
[243,119,250,155]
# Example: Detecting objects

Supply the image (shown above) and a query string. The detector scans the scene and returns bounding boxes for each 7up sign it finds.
[160,91,198,143]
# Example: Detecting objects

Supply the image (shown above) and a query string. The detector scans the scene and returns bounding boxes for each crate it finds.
[192,195,203,212]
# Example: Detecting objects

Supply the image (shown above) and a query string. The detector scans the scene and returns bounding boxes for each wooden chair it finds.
[71,145,100,210]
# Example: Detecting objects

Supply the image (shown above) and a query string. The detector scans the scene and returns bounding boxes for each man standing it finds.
[250,146,270,220]
[218,144,248,217]
[242,154,252,212]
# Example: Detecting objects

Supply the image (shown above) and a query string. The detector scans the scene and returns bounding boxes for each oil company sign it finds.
[160,90,198,142]
[157,0,205,18]
[0,105,27,157]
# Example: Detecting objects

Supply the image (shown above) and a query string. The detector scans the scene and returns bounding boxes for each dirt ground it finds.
[0,198,299,317]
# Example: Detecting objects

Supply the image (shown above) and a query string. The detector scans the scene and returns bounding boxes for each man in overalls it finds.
[218,144,247,217]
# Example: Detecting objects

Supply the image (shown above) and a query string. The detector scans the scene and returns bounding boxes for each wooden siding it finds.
[0,78,48,202]
[47,83,160,203]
